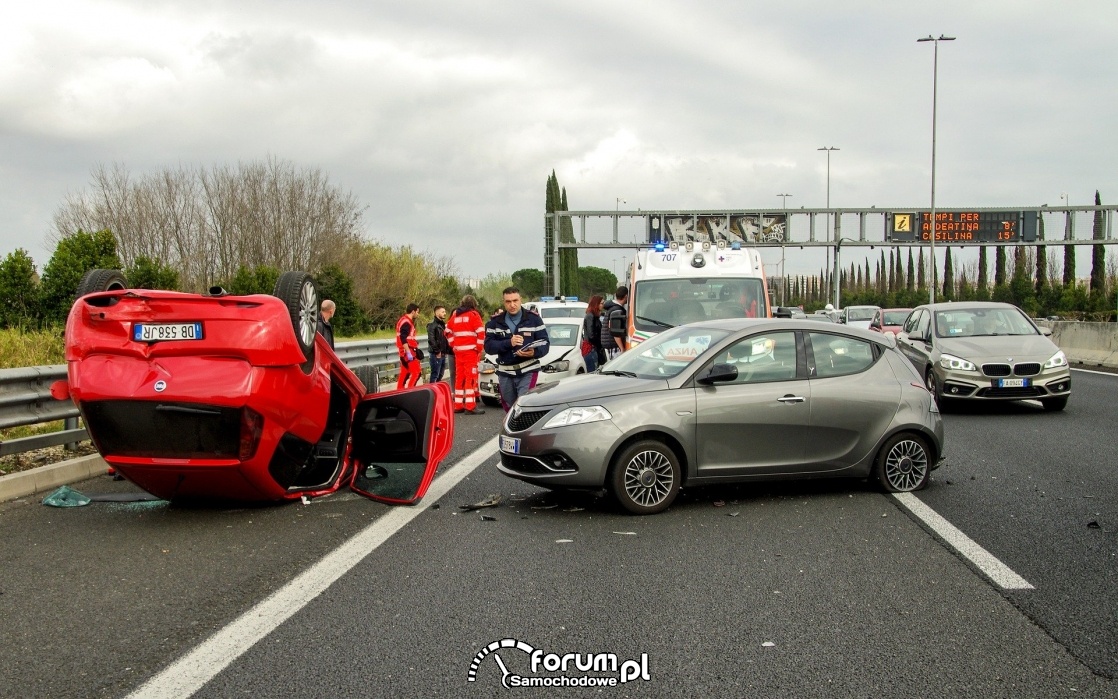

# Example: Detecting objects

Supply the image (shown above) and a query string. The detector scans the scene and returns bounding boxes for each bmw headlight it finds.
[543,360,570,373]
[938,353,976,372]
[1043,350,1067,369]
[542,405,612,429]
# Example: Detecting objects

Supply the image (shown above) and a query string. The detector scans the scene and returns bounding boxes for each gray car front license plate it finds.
[499,435,520,454]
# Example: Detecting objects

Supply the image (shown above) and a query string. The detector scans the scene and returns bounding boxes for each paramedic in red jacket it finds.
[446,295,486,414]
[395,303,422,390]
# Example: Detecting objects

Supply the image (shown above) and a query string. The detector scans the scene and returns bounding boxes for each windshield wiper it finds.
[635,314,674,329]
[599,369,638,378]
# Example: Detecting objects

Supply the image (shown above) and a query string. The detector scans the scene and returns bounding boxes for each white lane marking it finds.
[127,437,499,699]
[1071,367,1118,377]
[892,492,1034,590]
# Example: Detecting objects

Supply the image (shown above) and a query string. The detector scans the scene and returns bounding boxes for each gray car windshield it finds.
[603,325,732,379]
[934,307,1038,338]
[845,307,877,322]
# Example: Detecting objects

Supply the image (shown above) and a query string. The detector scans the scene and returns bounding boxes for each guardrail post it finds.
[64,417,79,451]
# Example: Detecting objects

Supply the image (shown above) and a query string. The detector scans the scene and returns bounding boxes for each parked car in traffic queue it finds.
[895,301,1071,410]
[479,316,589,406]
[498,319,944,514]
[869,308,913,336]
[839,305,881,330]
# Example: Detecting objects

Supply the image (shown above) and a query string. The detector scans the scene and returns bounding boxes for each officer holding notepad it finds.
[483,286,550,412]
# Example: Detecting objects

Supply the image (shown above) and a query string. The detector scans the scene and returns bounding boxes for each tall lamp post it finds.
[616,197,626,211]
[918,34,955,304]
[818,147,839,306]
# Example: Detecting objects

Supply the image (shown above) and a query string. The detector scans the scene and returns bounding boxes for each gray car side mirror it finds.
[698,363,738,385]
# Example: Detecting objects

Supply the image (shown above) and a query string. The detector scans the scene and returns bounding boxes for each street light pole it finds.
[919,34,955,305]
[616,197,625,211]
[777,193,792,209]
[818,147,839,307]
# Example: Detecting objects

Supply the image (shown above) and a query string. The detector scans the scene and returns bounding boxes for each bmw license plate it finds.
[134,322,203,342]
[996,378,1029,388]
[499,435,520,454]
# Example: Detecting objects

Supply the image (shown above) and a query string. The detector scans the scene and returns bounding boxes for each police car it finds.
[479,312,590,406]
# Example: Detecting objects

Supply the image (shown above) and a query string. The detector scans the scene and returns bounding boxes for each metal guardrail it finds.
[0,338,429,458]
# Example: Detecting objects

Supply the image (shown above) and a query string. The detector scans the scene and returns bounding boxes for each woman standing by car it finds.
[582,295,605,372]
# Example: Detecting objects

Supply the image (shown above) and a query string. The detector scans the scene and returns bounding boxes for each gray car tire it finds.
[609,439,681,515]
[873,432,931,493]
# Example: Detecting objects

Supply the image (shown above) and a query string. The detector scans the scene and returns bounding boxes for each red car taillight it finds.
[239,407,264,461]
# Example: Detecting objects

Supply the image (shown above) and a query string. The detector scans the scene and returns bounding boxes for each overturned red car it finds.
[55,269,453,504]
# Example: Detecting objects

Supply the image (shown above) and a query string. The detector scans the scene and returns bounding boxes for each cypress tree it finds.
[917,251,926,290]
[995,246,1007,286]
[558,186,579,297]
[1063,206,1076,286]
[942,248,954,300]
[1035,213,1048,296]
[1090,190,1106,305]
[544,172,558,294]
[907,249,915,292]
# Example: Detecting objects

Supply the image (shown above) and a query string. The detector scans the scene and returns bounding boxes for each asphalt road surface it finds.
[1,370,1114,698]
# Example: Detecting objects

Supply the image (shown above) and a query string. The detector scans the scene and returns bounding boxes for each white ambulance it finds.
[620,240,770,347]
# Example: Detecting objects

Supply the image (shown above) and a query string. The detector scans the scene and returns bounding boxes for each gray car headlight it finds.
[542,405,612,429]
[1043,350,1068,369]
[543,360,570,373]
[939,353,976,372]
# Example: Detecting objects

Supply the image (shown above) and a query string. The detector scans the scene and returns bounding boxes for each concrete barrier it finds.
[0,454,109,503]
[1049,322,1118,369]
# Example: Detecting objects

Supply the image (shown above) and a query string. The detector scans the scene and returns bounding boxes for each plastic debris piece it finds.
[42,486,91,508]
[728,512,740,517]
[431,503,441,510]
[713,500,726,507]
[481,514,497,521]
[531,504,558,510]
[301,495,311,505]
[1087,520,1101,529]
[564,507,585,512]
[555,539,573,543]
[613,531,637,535]
[460,494,502,511]
[762,642,776,648]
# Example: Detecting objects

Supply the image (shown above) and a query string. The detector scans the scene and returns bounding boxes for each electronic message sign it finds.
[887,211,1037,243]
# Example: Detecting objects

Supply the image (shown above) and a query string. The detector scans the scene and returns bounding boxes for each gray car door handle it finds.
[777,395,805,404]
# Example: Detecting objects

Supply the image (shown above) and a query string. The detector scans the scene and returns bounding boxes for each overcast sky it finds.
[2,0,1115,286]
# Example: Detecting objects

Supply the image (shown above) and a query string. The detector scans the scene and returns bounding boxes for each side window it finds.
[914,310,931,337]
[903,309,921,334]
[709,331,798,384]
[809,333,876,378]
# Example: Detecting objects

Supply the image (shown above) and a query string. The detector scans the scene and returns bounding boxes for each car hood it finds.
[938,334,1059,361]
[540,345,578,365]
[518,373,668,407]
[847,320,873,330]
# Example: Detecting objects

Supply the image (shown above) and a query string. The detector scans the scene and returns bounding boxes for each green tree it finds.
[39,229,121,326]
[1010,245,1037,314]
[0,248,39,329]
[917,251,926,291]
[577,266,616,299]
[315,264,371,336]
[994,246,1007,287]
[942,249,954,300]
[558,187,579,297]
[126,256,180,290]
[222,265,280,296]
[975,246,990,301]
[511,268,545,300]
[1090,190,1107,309]
[906,250,915,292]
[1035,214,1048,299]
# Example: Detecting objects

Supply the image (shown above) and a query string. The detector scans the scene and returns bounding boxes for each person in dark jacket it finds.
[317,299,336,349]
[426,305,450,383]
[582,295,605,372]
[600,286,629,358]
[484,287,549,411]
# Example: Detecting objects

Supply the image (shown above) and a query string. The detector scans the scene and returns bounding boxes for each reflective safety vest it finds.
[395,314,418,356]
[446,307,484,353]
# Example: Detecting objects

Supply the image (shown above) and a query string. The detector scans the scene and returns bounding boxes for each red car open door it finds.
[348,382,454,504]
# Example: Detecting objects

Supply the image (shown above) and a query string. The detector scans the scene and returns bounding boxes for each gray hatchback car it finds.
[895,302,1071,411]
[498,319,944,514]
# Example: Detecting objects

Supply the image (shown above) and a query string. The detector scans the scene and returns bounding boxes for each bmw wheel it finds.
[609,439,681,515]
[874,433,931,492]
[272,271,319,374]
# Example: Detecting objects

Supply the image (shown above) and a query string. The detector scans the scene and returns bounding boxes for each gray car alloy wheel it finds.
[875,433,930,492]
[610,439,681,515]
[297,279,318,348]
